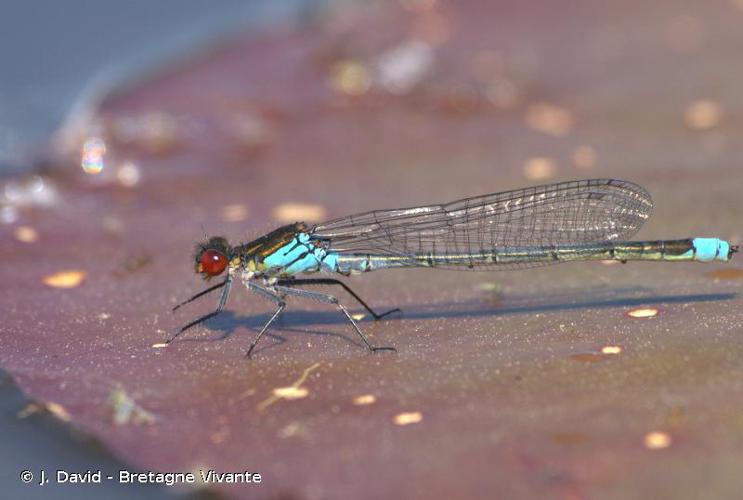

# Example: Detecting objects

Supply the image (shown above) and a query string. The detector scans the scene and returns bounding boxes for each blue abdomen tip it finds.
[693,238,730,262]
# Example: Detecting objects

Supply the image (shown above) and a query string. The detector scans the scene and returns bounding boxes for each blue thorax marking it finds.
[321,252,339,273]
[262,232,335,275]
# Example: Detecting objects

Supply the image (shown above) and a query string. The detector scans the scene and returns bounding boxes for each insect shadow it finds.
[174,286,737,355]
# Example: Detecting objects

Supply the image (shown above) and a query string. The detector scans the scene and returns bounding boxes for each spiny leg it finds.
[167,276,233,343]
[246,302,285,358]
[243,280,286,358]
[276,278,401,320]
[274,284,396,353]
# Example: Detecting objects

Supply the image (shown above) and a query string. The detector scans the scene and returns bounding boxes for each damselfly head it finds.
[194,236,231,279]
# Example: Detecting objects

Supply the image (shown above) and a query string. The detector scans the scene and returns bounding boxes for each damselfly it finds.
[169,179,737,357]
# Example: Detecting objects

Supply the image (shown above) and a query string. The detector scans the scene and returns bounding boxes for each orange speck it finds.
[273,203,328,223]
[14,226,39,243]
[353,394,377,406]
[221,203,249,222]
[570,353,606,363]
[644,431,672,449]
[394,411,423,425]
[45,402,71,422]
[272,386,309,400]
[43,270,86,289]
[523,157,557,180]
[525,103,574,136]
[572,145,597,169]
[706,268,743,280]
[685,100,722,130]
[601,345,623,355]
[330,61,371,96]
[258,362,321,411]
[627,308,659,318]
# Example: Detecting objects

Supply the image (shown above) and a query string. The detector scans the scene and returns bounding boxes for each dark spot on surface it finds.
[706,268,743,280]
[570,353,606,363]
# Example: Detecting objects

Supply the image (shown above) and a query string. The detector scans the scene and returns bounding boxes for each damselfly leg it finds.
[273,284,397,354]
[242,279,396,357]
[275,278,401,320]
[167,277,233,343]
[242,280,286,358]
[172,280,226,312]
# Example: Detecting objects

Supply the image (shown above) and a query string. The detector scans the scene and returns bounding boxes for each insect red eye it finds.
[200,249,227,276]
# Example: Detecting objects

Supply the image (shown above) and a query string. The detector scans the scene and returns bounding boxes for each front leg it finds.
[167,276,233,343]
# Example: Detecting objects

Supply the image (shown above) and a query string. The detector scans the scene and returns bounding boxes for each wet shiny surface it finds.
[2,1,743,499]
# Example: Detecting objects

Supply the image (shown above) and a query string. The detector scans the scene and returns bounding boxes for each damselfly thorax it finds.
[169,179,737,358]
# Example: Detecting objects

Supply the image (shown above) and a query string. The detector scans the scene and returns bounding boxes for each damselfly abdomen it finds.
[169,179,737,357]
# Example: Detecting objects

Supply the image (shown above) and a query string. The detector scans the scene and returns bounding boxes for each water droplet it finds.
[81,137,107,174]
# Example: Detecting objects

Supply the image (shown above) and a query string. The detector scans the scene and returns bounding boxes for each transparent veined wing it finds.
[311,179,653,270]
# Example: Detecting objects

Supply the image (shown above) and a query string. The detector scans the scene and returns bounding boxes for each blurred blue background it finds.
[0,0,313,171]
